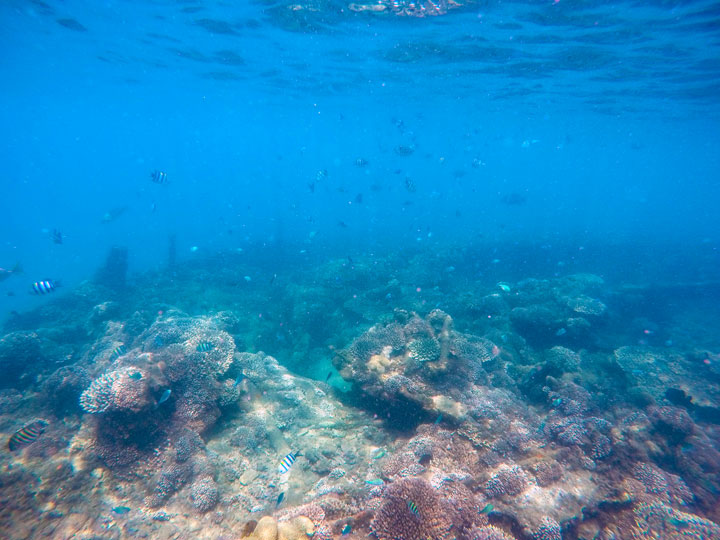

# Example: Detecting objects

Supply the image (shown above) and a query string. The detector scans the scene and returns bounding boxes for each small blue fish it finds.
[434,414,443,425]
[372,448,386,459]
[158,389,172,405]
[365,479,384,486]
[407,500,419,516]
[278,451,301,474]
[341,524,352,535]
[110,345,127,361]
[150,170,168,184]
[196,342,214,353]
[555,328,567,337]
[32,280,58,295]
[479,503,494,515]
[233,373,244,387]
[112,506,131,515]
[128,372,142,380]
[552,398,563,407]
[276,492,285,507]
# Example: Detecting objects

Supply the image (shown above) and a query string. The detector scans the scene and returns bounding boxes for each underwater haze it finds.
[1,1,720,539]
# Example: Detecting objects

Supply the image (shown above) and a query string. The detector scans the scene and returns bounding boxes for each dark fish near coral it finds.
[51,229,63,244]
[8,420,48,451]
[233,373,245,387]
[325,371,332,382]
[128,372,142,380]
[341,524,352,535]
[112,506,131,515]
[158,389,172,404]
[32,280,58,295]
[0,263,22,282]
[109,345,127,361]
[196,341,214,352]
[150,170,169,184]
[407,500,419,516]
[276,492,285,507]
[394,145,415,156]
[278,451,301,474]
[434,414,443,425]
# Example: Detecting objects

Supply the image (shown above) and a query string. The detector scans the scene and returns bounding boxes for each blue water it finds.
[2,0,719,316]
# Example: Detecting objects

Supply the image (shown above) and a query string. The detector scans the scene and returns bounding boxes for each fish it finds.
[51,229,63,244]
[341,524,352,535]
[109,345,127,360]
[0,263,22,283]
[278,451,301,474]
[552,398,563,407]
[355,158,368,167]
[233,373,245,387]
[479,503,494,515]
[32,280,58,295]
[128,372,142,380]
[355,193,363,204]
[404,177,416,192]
[276,492,285,507]
[365,479,384,486]
[158,389,172,405]
[497,282,511,293]
[407,500,419,515]
[112,506,131,515]
[372,448,386,459]
[394,145,415,156]
[150,170,169,184]
[101,206,128,224]
[325,371,332,382]
[8,419,48,451]
[434,414,443,425]
[316,169,328,182]
[196,341,214,352]
[555,328,567,337]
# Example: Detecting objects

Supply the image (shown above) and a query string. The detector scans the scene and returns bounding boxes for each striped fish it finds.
[196,341,214,353]
[8,420,48,451]
[407,500,419,516]
[32,280,57,295]
[278,451,301,474]
[110,345,127,361]
[150,170,169,184]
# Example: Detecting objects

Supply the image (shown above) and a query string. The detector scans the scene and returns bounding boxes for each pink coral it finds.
[371,477,455,540]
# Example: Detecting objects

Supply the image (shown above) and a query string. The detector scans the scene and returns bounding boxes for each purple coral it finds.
[370,477,455,540]
[533,517,561,540]
[190,475,219,512]
[484,465,530,497]
[79,367,148,413]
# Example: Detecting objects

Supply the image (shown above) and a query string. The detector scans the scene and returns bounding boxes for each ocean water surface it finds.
[1,1,719,539]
